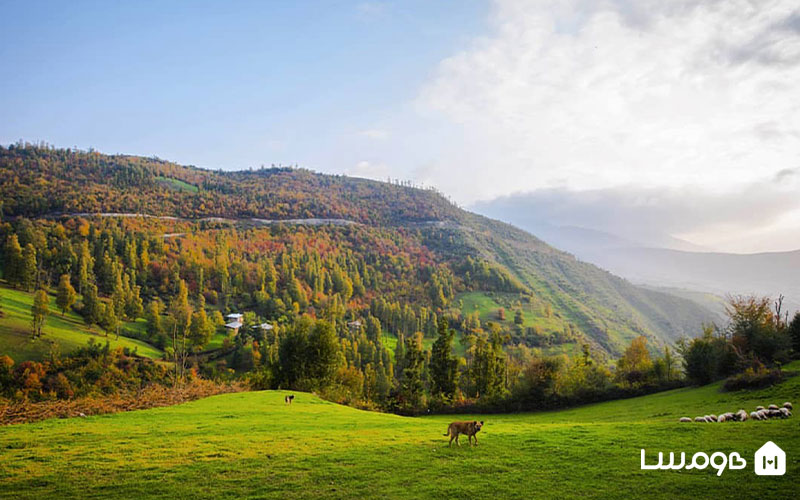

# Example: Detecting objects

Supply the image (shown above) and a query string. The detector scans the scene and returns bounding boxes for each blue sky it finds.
[2,0,799,252]
[0,0,486,171]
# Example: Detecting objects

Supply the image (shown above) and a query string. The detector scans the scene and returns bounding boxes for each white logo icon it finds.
[754,441,785,476]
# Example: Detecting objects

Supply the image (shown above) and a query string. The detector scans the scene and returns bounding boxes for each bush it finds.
[723,366,783,391]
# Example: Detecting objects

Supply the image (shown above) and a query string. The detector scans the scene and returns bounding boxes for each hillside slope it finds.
[0,145,719,356]
[2,362,798,499]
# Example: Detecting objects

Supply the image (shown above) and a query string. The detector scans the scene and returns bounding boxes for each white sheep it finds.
[768,404,779,410]
[736,409,748,422]
[779,407,791,418]
[783,402,793,410]
[749,411,761,421]
[694,416,706,423]
[708,414,718,422]
[679,417,692,423]
[756,405,765,411]
[758,409,769,420]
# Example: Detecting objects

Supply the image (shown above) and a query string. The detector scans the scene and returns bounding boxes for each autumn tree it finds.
[31,289,49,338]
[616,336,653,386]
[726,295,791,364]
[55,274,76,316]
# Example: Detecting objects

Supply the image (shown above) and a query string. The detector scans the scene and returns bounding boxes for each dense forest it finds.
[4,144,791,413]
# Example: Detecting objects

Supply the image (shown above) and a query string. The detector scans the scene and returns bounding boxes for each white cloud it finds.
[472,169,800,252]
[414,0,800,205]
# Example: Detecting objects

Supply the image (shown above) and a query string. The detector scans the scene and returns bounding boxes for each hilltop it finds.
[0,144,717,358]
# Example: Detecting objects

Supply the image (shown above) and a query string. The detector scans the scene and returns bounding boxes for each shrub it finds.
[723,366,783,391]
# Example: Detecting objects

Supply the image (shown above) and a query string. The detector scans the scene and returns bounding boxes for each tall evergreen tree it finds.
[430,317,458,399]
[400,333,425,407]
[21,243,37,291]
[3,234,23,286]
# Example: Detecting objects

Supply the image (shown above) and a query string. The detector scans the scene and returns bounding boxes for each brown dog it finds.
[444,420,484,446]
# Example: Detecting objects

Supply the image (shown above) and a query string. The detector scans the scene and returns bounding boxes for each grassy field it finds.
[1,363,798,499]
[0,286,163,362]
[155,175,199,193]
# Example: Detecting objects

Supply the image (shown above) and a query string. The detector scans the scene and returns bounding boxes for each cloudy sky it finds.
[2,0,799,252]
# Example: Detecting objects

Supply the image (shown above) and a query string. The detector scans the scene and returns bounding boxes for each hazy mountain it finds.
[472,198,800,316]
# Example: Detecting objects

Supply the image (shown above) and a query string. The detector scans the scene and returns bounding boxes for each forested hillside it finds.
[0,143,718,356]
[0,143,723,410]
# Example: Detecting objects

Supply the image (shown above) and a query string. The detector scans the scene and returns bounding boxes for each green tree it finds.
[145,300,163,337]
[31,289,49,338]
[55,274,77,316]
[82,282,101,325]
[400,333,425,407]
[189,307,213,350]
[789,312,800,357]
[21,243,37,291]
[99,303,118,338]
[430,317,458,399]
[306,320,340,387]
[3,234,23,286]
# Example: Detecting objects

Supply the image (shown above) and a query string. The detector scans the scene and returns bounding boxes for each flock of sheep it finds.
[679,402,793,423]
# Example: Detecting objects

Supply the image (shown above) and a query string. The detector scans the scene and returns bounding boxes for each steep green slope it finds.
[2,362,798,499]
[0,286,162,362]
[0,145,719,356]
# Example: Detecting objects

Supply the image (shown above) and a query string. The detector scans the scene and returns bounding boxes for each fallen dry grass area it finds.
[0,379,245,426]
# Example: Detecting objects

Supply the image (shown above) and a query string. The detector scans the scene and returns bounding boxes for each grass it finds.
[155,175,199,193]
[1,362,798,499]
[0,286,163,362]
[458,291,567,333]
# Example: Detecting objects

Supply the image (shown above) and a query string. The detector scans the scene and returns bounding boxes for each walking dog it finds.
[444,420,484,446]
[285,394,295,404]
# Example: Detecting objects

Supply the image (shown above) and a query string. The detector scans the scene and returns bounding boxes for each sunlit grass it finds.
[1,362,797,499]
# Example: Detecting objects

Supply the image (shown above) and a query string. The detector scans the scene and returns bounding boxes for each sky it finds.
[2,0,799,253]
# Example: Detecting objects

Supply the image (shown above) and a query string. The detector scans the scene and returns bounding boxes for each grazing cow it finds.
[285,394,295,405]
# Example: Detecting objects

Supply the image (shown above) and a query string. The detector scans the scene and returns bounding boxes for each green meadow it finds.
[0,287,162,362]
[2,362,798,499]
